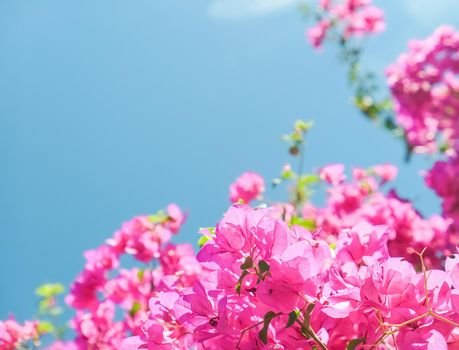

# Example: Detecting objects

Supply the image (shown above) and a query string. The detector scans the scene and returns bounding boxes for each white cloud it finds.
[208,0,297,20]
[403,0,457,24]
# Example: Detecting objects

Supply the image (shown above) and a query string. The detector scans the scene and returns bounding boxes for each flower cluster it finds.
[229,172,265,204]
[45,204,196,350]
[426,152,459,241]
[3,161,459,350]
[387,26,459,154]
[0,318,40,350]
[307,0,385,48]
[304,163,452,267]
[5,7,459,349]
[122,204,459,349]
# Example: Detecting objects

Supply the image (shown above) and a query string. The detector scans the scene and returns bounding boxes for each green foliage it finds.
[235,270,249,294]
[137,269,145,282]
[34,283,67,340]
[35,283,64,298]
[281,167,295,180]
[148,210,169,224]
[286,310,300,328]
[240,256,253,270]
[198,235,211,248]
[129,301,142,317]
[279,120,321,210]
[258,311,278,344]
[346,337,366,350]
[298,174,320,187]
[36,283,65,317]
[38,299,63,316]
[258,260,270,274]
[197,227,216,248]
[38,321,55,334]
[290,216,316,231]
[283,120,314,156]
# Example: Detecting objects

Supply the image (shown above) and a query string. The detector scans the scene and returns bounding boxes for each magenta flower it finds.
[229,172,265,204]
[387,26,459,153]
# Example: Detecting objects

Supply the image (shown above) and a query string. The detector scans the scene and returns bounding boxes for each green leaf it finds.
[346,338,365,350]
[258,311,277,344]
[198,235,211,248]
[148,210,169,224]
[235,270,249,294]
[35,283,64,298]
[258,324,269,344]
[281,168,295,180]
[137,269,145,282]
[38,321,55,334]
[264,311,277,319]
[240,256,253,270]
[384,117,397,131]
[198,227,216,248]
[439,142,450,153]
[290,216,316,231]
[286,310,300,328]
[129,301,142,317]
[258,260,270,274]
[295,120,313,132]
[298,174,320,188]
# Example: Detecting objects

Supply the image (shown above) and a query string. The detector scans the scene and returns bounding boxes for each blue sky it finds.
[1,0,458,320]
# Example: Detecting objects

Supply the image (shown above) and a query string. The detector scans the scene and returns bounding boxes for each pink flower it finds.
[387,26,459,153]
[371,163,398,183]
[229,172,265,204]
[320,163,346,185]
[344,5,385,38]
[71,301,125,348]
[0,318,39,350]
[307,0,385,49]
[307,19,331,49]
[166,204,186,234]
[334,223,391,266]
[397,327,448,350]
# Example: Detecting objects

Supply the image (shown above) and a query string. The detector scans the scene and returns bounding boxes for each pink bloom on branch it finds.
[307,0,385,49]
[334,222,391,266]
[343,5,385,38]
[71,300,125,349]
[10,174,459,350]
[0,319,39,350]
[320,163,346,185]
[371,163,398,183]
[425,154,459,239]
[229,172,265,204]
[307,19,331,49]
[387,25,459,153]
[166,204,186,234]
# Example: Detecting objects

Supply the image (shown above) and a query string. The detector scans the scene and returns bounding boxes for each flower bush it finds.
[307,0,385,49]
[3,1,459,349]
[387,26,459,154]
